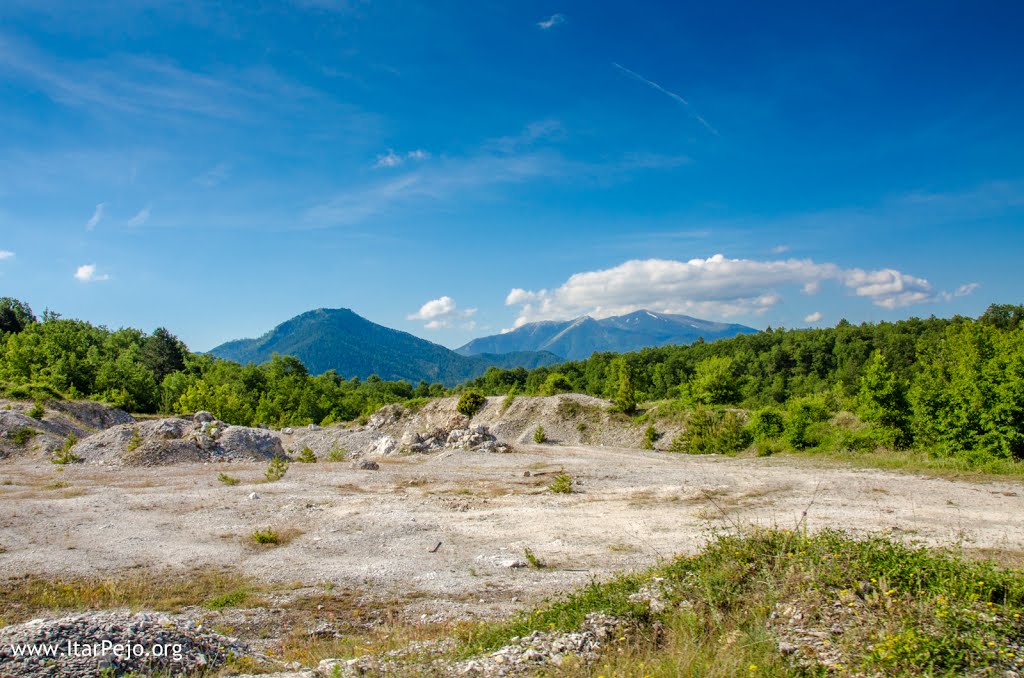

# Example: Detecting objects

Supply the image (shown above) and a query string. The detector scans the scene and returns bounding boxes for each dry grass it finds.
[0,569,259,626]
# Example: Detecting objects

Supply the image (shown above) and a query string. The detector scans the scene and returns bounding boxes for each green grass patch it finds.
[457,529,1024,676]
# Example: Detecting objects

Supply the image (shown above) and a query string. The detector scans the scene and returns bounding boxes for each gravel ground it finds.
[1,444,1023,622]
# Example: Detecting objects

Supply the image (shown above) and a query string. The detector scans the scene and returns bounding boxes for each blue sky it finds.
[1,1,1022,351]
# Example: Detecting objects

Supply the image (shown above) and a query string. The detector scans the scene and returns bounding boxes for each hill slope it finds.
[457,310,757,360]
[208,308,560,386]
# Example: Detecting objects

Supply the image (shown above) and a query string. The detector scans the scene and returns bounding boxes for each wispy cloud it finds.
[804,311,823,323]
[408,295,477,329]
[770,244,790,254]
[0,32,377,135]
[85,202,105,230]
[195,163,229,188]
[74,264,110,283]
[126,207,150,227]
[505,254,976,327]
[612,62,719,136]
[0,250,14,260]
[537,13,566,30]
[374,148,430,169]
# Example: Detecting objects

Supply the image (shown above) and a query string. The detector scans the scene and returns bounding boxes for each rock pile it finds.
[71,412,285,466]
[0,610,252,678]
[403,424,511,454]
[326,614,624,676]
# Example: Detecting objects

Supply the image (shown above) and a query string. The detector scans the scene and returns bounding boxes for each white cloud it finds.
[0,250,13,260]
[504,254,971,327]
[195,163,229,188]
[74,264,110,283]
[375,148,430,168]
[804,311,823,323]
[126,207,150,227]
[537,13,566,29]
[771,244,790,254]
[86,202,104,230]
[408,295,477,329]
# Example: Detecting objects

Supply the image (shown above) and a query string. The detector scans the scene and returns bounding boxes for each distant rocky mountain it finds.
[457,310,757,361]
[208,308,561,386]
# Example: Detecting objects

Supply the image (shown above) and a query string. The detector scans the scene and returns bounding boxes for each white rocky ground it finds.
[1,396,1023,676]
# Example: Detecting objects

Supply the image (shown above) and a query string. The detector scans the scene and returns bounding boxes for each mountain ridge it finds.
[208,308,561,387]
[456,310,757,360]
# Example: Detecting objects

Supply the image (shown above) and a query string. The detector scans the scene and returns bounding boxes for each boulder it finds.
[193,411,216,424]
[373,436,399,456]
[218,427,285,461]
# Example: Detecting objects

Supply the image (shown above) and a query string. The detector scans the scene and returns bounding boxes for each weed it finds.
[217,472,240,486]
[126,427,143,452]
[203,588,251,610]
[523,547,545,569]
[51,434,81,464]
[549,470,573,494]
[533,425,546,444]
[251,528,280,545]
[296,446,317,463]
[265,455,288,482]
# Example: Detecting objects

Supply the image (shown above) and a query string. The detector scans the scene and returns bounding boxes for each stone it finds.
[194,411,215,424]
[247,492,260,500]
[281,427,293,435]
[373,436,399,456]
[218,427,285,461]
[355,460,380,470]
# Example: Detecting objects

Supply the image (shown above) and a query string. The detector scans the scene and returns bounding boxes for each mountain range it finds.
[208,308,561,387]
[457,310,757,361]
[209,308,757,385]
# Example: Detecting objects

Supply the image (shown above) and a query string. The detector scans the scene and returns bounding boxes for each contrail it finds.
[612,62,719,136]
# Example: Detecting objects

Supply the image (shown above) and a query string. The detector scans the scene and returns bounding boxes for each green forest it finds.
[2,296,1022,466]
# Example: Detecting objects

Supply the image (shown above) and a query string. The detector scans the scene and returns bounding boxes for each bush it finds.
[326,443,348,462]
[10,428,37,446]
[549,470,573,494]
[670,407,750,455]
[533,425,546,444]
[457,390,486,417]
[27,400,45,420]
[784,396,833,449]
[296,446,317,463]
[643,424,658,450]
[51,434,81,464]
[747,408,785,440]
[218,472,240,486]
[264,455,288,482]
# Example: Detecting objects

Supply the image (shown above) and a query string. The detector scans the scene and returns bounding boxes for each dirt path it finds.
[1,446,1022,620]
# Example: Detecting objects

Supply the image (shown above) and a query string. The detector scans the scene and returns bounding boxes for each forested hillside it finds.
[3,296,1023,465]
[464,304,1024,462]
[0,298,444,426]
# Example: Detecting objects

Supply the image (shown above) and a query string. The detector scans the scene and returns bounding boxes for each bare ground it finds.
[1,444,1023,624]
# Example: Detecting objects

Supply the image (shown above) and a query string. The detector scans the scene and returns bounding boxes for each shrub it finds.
[747,408,785,441]
[326,443,348,462]
[11,428,37,446]
[457,390,487,417]
[643,424,658,450]
[251,528,279,545]
[51,433,81,464]
[264,455,288,482]
[296,446,317,463]
[218,472,240,486]
[27,400,45,420]
[533,425,546,444]
[549,470,573,494]
[784,396,832,449]
[670,407,750,455]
